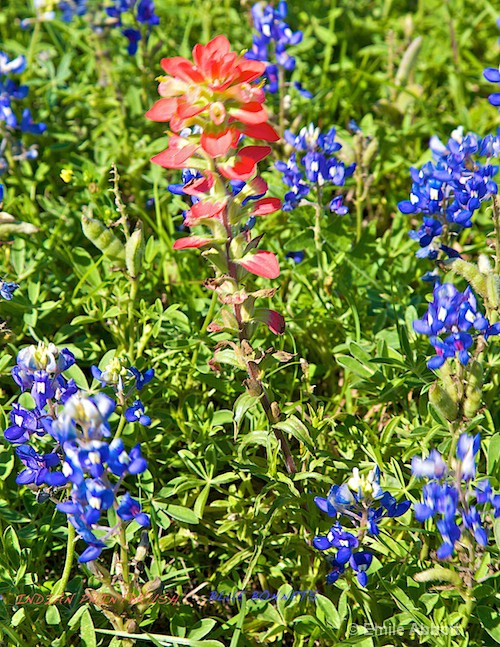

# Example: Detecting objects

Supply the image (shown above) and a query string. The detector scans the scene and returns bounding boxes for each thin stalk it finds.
[492,196,500,274]
[119,524,131,593]
[355,171,364,242]
[49,521,75,604]
[278,65,286,137]
[127,278,139,358]
[216,165,297,474]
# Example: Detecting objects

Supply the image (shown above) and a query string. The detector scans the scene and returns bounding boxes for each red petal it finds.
[173,236,212,249]
[252,197,282,216]
[145,98,178,122]
[161,57,203,83]
[185,199,227,225]
[230,102,268,125]
[233,59,266,84]
[201,129,235,157]
[243,122,280,142]
[182,173,214,196]
[193,35,231,67]
[176,102,208,119]
[218,145,271,181]
[151,142,198,169]
[266,310,285,335]
[237,250,280,278]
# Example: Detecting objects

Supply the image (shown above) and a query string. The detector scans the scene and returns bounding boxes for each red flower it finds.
[146,35,279,160]
[236,250,280,279]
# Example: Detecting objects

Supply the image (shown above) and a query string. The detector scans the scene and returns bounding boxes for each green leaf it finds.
[336,355,374,379]
[315,594,341,629]
[80,609,97,647]
[166,505,199,525]
[45,605,61,625]
[274,415,314,452]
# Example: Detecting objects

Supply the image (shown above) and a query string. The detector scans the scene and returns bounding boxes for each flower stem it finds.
[49,521,75,604]
[492,196,500,274]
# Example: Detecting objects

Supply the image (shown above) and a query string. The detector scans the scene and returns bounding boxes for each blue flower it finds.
[456,433,480,481]
[108,439,148,476]
[4,404,39,444]
[245,2,307,96]
[117,492,150,527]
[349,551,373,587]
[413,282,497,368]
[412,435,499,559]
[0,280,19,300]
[15,445,67,487]
[483,67,500,107]
[285,250,305,263]
[58,0,88,22]
[400,128,500,258]
[122,28,141,55]
[129,366,155,390]
[276,125,354,214]
[125,400,151,426]
[313,466,409,586]
[0,53,26,75]
[411,449,447,478]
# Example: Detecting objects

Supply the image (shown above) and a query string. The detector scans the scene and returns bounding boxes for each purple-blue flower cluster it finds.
[412,282,500,369]
[276,124,355,212]
[245,1,311,98]
[398,128,500,259]
[2,343,154,563]
[106,0,160,55]
[483,66,500,108]
[412,434,500,559]
[313,466,410,586]
[0,279,19,300]
[0,52,46,175]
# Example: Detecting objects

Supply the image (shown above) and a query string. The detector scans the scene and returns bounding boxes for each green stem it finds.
[49,522,75,604]
[355,172,364,242]
[114,414,127,440]
[27,20,41,68]
[278,65,286,137]
[492,196,500,274]
[119,524,130,593]
[127,279,139,358]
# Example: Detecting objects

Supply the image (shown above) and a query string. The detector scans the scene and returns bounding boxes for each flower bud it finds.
[82,214,125,267]
[486,273,500,309]
[125,227,144,279]
[446,258,487,302]
[429,383,458,421]
[362,138,378,168]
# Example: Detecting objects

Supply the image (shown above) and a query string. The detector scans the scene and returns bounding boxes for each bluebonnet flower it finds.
[285,250,305,263]
[15,445,67,487]
[106,0,159,54]
[125,400,152,426]
[313,466,410,586]
[483,67,500,107]
[117,492,150,526]
[399,128,500,259]
[4,344,153,564]
[412,282,500,369]
[0,280,19,300]
[58,0,88,22]
[0,51,46,174]
[276,124,354,213]
[412,434,500,559]
[245,2,310,97]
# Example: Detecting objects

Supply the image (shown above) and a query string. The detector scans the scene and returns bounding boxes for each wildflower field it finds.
[1,0,500,645]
